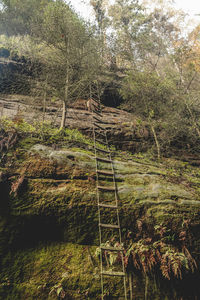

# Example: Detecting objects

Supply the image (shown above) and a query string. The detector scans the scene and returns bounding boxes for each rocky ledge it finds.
[0,94,150,153]
[0,130,200,299]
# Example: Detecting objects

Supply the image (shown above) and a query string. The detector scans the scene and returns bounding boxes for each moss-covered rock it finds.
[0,130,200,299]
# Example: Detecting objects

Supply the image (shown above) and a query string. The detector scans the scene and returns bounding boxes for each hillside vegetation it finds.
[0,118,199,299]
[0,0,200,299]
[0,0,199,157]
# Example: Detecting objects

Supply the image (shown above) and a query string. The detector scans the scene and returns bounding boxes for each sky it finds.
[175,0,200,17]
[69,0,200,30]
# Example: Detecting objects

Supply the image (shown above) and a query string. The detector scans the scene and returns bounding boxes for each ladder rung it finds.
[97,185,115,191]
[93,115,104,123]
[94,110,102,117]
[95,147,110,154]
[100,245,123,251]
[98,203,118,209]
[94,130,105,137]
[97,169,113,175]
[96,157,111,163]
[95,139,108,145]
[101,271,125,277]
[93,108,101,113]
[99,223,120,229]
[94,123,105,130]
[92,98,100,104]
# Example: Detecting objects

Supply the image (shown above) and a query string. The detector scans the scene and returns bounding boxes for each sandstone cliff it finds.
[0,120,199,299]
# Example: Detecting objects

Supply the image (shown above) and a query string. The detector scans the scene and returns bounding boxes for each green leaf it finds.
[57,287,63,296]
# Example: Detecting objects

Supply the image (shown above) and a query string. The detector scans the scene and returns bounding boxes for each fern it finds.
[95,235,197,281]
[127,238,197,280]
[161,256,170,280]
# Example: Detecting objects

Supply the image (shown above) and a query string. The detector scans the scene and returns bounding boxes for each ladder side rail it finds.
[93,115,104,299]
[92,102,127,300]
[94,101,106,300]
[105,132,128,300]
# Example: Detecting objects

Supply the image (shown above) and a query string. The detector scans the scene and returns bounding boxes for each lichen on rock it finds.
[0,124,200,299]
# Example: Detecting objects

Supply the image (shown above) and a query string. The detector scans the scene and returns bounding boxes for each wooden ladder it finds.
[92,99,127,300]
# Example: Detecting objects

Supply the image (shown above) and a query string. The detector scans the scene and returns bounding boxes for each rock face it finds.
[0,130,200,299]
[0,94,150,152]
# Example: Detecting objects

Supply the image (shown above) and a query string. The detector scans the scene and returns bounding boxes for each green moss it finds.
[1,121,200,299]
[18,137,40,151]
[67,147,94,156]
[0,242,126,299]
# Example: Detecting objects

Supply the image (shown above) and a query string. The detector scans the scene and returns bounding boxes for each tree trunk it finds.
[183,93,200,138]
[173,60,200,138]
[145,275,149,300]
[42,75,48,123]
[60,70,69,129]
[129,273,133,299]
[183,71,200,138]
[60,100,67,129]
[149,53,160,76]
[151,124,161,161]
[89,82,92,99]
[0,103,4,117]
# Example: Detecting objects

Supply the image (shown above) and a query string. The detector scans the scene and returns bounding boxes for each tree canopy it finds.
[0,0,199,156]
